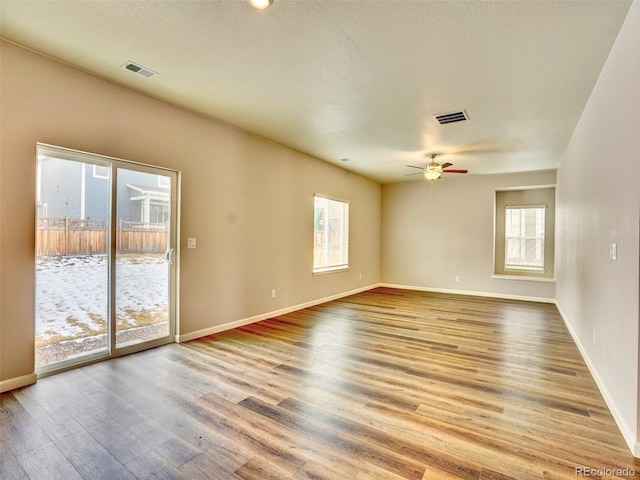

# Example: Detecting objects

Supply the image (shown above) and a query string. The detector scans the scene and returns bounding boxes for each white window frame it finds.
[313,194,349,274]
[504,205,546,272]
[93,164,110,179]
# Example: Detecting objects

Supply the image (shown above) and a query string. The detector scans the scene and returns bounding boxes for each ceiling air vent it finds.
[121,61,158,79]
[434,110,469,125]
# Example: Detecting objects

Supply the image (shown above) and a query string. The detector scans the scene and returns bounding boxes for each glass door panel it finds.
[35,154,111,369]
[114,168,173,349]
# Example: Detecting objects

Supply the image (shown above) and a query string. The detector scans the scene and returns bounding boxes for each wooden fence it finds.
[36,218,168,256]
[117,219,168,255]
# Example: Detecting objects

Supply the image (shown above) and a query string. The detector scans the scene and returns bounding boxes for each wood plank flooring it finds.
[2,287,639,479]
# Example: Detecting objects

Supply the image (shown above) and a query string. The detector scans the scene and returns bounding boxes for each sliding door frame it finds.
[35,143,180,377]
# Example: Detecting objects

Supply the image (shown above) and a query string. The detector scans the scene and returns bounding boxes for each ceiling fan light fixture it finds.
[424,170,441,181]
[248,0,273,9]
[423,155,442,180]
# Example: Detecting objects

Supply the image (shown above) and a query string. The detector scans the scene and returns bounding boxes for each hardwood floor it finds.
[2,287,638,479]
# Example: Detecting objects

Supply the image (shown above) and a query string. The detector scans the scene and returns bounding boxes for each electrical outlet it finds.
[455,275,461,282]
[271,289,276,299]
[187,237,196,249]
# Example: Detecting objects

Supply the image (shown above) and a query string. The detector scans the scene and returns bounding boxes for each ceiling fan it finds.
[406,153,468,181]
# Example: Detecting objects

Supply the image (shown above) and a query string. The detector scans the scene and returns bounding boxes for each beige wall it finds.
[0,41,381,386]
[381,170,556,301]
[555,1,639,456]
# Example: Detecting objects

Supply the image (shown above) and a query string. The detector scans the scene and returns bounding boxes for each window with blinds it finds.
[313,195,349,273]
[504,206,545,271]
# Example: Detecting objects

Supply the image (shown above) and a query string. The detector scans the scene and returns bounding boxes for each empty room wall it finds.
[0,41,381,390]
[381,170,557,301]
[555,1,639,456]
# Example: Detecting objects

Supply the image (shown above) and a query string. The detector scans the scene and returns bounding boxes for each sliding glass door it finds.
[35,145,178,373]
[114,167,174,349]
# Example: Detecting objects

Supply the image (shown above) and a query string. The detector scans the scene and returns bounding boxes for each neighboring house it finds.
[123,180,170,225]
[37,156,170,224]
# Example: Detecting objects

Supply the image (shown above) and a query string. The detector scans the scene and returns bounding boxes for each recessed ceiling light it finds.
[248,0,273,10]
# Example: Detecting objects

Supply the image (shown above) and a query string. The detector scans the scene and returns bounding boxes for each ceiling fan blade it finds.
[443,169,468,174]
[406,164,425,170]
[440,162,453,169]
[404,172,423,176]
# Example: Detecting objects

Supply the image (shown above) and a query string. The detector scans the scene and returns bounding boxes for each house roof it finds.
[0,0,633,183]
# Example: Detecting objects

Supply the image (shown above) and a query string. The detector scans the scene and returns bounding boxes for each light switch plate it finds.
[609,243,616,260]
[187,237,197,249]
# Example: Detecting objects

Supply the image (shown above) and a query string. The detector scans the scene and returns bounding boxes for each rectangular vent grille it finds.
[121,61,158,79]
[434,110,469,125]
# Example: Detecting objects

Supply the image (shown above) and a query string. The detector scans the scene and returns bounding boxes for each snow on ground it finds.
[36,254,168,344]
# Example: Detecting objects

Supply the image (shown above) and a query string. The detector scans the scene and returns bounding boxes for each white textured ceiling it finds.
[0,0,632,183]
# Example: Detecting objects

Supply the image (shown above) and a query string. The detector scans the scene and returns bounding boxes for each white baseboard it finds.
[380,283,555,304]
[0,373,37,394]
[176,283,381,343]
[555,301,638,458]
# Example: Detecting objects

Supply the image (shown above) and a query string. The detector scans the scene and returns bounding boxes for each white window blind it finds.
[505,206,545,271]
[313,195,349,273]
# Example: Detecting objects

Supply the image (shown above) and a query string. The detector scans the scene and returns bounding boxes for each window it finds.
[149,201,169,224]
[93,164,109,179]
[313,195,349,273]
[158,175,170,188]
[504,206,545,270]
[494,187,555,280]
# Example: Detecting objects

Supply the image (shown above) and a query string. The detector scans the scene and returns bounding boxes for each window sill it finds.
[313,266,349,276]
[492,274,555,283]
